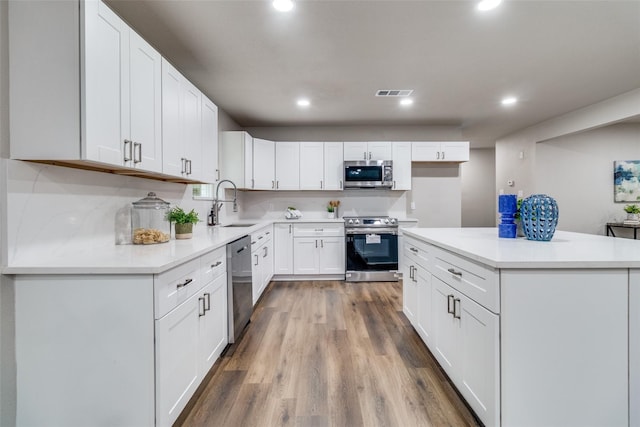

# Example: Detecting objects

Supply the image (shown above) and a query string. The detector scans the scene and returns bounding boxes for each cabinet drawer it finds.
[404,237,430,269]
[155,258,201,319]
[251,226,272,249]
[293,223,344,237]
[430,246,499,313]
[201,247,226,285]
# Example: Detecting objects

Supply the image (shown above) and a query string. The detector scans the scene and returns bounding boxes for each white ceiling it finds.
[106,0,640,147]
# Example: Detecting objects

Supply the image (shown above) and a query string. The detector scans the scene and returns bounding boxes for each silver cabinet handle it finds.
[276,180,279,189]
[289,224,292,233]
[412,266,418,282]
[436,151,440,160]
[272,180,275,189]
[320,180,323,189]
[363,151,367,160]
[442,151,445,160]
[133,142,142,164]
[211,261,222,269]
[321,239,324,248]
[453,298,461,319]
[393,180,396,189]
[409,247,418,253]
[180,157,186,174]
[204,292,211,311]
[216,169,220,181]
[176,278,193,289]
[408,265,414,280]
[266,231,271,235]
[187,159,192,175]
[251,179,255,189]
[340,180,343,189]
[124,139,133,162]
[254,254,259,266]
[447,268,462,277]
[315,239,318,248]
[369,151,372,160]
[199,296,206,317]
[447,295,454,314]
[263,246,268,257]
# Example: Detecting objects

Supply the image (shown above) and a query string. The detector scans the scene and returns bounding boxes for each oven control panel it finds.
[344,216,398,228]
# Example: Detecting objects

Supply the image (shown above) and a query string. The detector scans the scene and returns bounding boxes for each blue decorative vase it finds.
[498,194,517,238]
[520,194,559,241]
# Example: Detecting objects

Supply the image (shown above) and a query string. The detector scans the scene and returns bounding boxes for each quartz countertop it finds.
[3,222,273,275]
[403,227,640,269]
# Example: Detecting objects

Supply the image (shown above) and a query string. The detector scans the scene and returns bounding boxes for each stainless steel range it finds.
[344,216,399,282]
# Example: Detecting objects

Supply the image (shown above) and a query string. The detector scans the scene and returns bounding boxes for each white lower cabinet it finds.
[14,247,228,427]
[274,223,294,275]
[251,226,274,304]
[292,223,345,276]
[404,236,498,427]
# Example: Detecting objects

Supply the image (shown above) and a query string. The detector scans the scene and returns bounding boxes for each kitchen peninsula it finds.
[401,227,640,427]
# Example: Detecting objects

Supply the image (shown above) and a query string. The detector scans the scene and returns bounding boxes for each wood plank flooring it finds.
[177,280,481,427]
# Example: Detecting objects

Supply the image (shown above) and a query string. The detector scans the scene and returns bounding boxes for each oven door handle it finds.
[345,229,398,235]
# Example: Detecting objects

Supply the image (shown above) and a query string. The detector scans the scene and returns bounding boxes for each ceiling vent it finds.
[375,89,413,97]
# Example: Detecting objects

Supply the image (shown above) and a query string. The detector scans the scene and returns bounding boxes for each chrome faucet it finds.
[209,179,238,226]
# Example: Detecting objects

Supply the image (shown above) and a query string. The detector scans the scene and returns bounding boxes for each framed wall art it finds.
[614,160,640,202]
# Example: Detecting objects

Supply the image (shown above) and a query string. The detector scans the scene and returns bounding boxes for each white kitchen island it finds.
[401,227,640,427]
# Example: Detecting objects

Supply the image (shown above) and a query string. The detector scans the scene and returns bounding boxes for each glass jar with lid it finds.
[131,192,171,244]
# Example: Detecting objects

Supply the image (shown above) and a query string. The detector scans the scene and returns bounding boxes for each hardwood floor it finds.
[177,280,480,427]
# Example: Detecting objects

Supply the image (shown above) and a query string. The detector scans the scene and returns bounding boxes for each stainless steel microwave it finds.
[343,160,393,189]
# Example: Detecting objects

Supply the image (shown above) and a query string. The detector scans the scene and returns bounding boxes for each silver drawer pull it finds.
[198,296,206,317]
[409,247,418,253]
[177,278,193,289]
[453,298,461,319]
[447,268,463,277]
[211,261,222,268]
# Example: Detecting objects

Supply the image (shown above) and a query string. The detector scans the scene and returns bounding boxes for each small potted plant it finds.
[327,200,340,219]
[624,204,640,221]
[167,206,200,239]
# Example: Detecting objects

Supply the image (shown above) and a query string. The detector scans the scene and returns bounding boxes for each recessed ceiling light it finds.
[297,99,310,107]
[477,0,502,11]
[400,98,413,106]
[501,96,518,106]
[273,0,294,12]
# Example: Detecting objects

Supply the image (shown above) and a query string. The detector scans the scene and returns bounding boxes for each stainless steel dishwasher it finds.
[227,235,252,343]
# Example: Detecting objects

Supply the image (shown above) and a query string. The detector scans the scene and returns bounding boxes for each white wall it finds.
[408,163,462,227]
[496,89,640,208]
[0,0,15,424]
[536,123,640,235]
[461,148,496,227]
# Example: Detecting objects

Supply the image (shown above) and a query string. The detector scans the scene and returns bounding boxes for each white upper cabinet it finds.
[324,142,344,190]
[201,96,219,184]
[344,141,392,160]
[412,141,469,162]
[275,142,301,190]
[253,138,276,190]
[219,131,253,189]
[391,142,412,190]
[162,59,203,181]
[299,142,324,190]
[10,0,162,173]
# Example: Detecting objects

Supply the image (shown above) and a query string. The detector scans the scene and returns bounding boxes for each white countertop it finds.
[403,227,640,269]
[2,218,349,275]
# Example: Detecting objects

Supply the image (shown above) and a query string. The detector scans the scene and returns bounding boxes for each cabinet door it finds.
[128,31,162,173]
[431,277,460,380]
[299,142,324,190]
[275,141,301,190]
[253,138,275,190]
[201,96,219,184]
[261,238,274,294]
[459,292,499,427]
[156,293,200,427]
[392,142,412,190]
[161,59,184,177]
[411,141,440,161]
[251,247,263,305]
[199,274,228,377]
[415,264,432,345]
[274,223,294,275]
[441,141,469,162]
[84,0,128,166]
[324,142,344,190]
[182,79,202,180]
[367,141,392,160]
[293,238,320,274]
[343,142,368,161]
[402,255,418,324]
[319,237,345,274]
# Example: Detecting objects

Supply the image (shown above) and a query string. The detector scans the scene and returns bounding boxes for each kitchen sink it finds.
[222,223,256,227]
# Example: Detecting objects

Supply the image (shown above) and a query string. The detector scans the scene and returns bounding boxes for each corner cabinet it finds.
[412,141,469,162]
[219,132,276,190]
[13,247,229,427]
[201,96,220,184]
[391,142,412,190]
